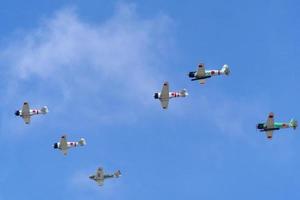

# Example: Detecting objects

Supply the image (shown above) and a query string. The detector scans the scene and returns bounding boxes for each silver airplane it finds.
[89,167,121,186]
[53,135,86,155]
[15,102,48,124]
[154,81,188,109]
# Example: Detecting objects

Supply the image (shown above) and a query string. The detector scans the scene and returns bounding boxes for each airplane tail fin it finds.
[40,106,49,114]
[78,138,86,146]
[114,170,121,178]
[221,64,230,75]
[180,89,188,97]
[290,119,298,130]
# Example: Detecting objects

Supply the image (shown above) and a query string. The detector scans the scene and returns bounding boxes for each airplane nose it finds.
[188,72,195,78]
[256,123,264,129]
[53,143,59,149]
[256,124,260,129]
[15,110,20,116]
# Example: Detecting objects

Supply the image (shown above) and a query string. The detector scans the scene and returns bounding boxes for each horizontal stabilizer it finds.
[180,89,188,97]
[40,106,49,114]
[114,170,121,178]
[290,119,298,130]
[221,64,230,75]
[78,138,86,146]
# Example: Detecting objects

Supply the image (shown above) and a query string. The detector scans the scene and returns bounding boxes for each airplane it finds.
[53,135,86,155]
[256,112,298,139]
[154,81,188,109]
[89,167,121,186]
[15,102,49,124]
[188,63,230,84]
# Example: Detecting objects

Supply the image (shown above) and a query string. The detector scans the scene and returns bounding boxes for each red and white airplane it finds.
[154,82,188,109]
[15,102,48,124]
[188,63,230,84]
[53,135,86,156]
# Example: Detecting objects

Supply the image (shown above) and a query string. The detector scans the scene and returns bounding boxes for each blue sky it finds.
[0,0,300,199]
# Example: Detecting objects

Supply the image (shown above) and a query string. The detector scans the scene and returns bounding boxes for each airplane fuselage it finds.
[154,90,188,99]
[90,173,119,183]
[53,141,80,150]
[104,174,115,179]
[15,109,46,117]
[189,70,225,81]
[91,174,114,181]
[154,92,186,100]
[257,122,292,132]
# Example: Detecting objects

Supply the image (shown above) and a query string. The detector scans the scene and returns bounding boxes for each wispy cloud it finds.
[182,91,269,143]
[70,169,94,190]
[0,4,174,131]
[0,3,268,142]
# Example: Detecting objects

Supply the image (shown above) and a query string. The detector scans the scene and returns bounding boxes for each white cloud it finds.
[0,4,174,128]
[70,170,94,189]
[0,3,266,141]
[183,92,268,143]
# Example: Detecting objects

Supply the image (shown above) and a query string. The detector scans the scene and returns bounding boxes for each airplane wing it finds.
[160,82,169,109]
[22,102,31,124]
[196,64,206,77]
[97,180,104,186]
[59,135,68,155]
[97,168,104,179]
[22,102,30,116]
[160,99,169,109]
[199,79,206,84]
[22,116,31,124]
[266,131,273,139]
[62,149,68,156]
[266,112,274,129]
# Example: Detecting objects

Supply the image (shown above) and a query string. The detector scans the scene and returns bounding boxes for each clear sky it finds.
[0,0,300,199]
